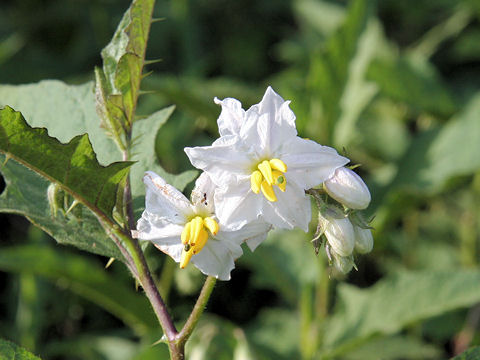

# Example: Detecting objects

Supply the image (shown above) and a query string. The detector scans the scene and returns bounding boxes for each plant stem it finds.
[176,276,217,347]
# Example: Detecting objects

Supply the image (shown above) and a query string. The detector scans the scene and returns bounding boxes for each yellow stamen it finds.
[258,160,274,185]
[250,158,287,202]
[261,180,277,202]
[181,221,192,244]
[179,215,220,269]
[273,170,286,192]
[203,217,219,235]
[180,247,194,269]
[193,228,209,254]
[250,170,263,194]
[270,158,287,173]
[190,216,204,245]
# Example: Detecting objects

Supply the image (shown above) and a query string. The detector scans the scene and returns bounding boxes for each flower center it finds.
[180,216,219,268]
[250,158,287,202]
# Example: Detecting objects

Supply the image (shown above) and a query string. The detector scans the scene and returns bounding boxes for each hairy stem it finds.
[176,276,217,347]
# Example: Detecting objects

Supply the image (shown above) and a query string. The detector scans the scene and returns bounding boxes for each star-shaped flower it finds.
[185,87,349,231]
[133,171,270,280]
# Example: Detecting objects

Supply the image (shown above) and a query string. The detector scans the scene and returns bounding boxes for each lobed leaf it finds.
[0,80,118,166]
[0,154,122,259]
[97,0,156,130]
[0,106,132,219]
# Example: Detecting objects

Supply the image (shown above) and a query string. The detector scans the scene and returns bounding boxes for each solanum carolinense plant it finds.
[0,0,372,358]
[2,0,480,359]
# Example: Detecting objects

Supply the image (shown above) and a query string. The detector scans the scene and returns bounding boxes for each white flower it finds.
[318,212,355,257]
[323,167,371,209]
[185,87,349,231]
[133,171,271,280]
[353,225,374,254]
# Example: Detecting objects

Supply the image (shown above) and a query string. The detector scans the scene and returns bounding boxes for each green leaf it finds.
[0,81,194,252]
[0,338,41,360]
[0,80,195,193]
[130,105,197,198]
[391,93,480,194]
[0,245,157,334]
[307,0,371,142]
[451,346,480,360]
[246,308,300,360]
[0,81,119,166]
[333,19,381,146]
[323,270,480,357]
[342,335,442,360]
[186,315,256,360]
[367,56,457,117]
[0,154,122,259]
[0,106,132,219]
[239,229,319,306]
[98,0,155,125]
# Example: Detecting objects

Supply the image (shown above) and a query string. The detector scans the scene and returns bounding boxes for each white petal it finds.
[249,87,294,129]
[154,242,184,263]
[219,220,271,251]
[136,211,185,241]
[214,97,245,137]
[324,167,371,209]
[214,182,263,230]
[262,182,312,231]
[281,138,349,189]
[191,238,244,280]
[242,88,297,156]
[143,171,192,224]
[191,172,216,214]
[184,142,252,188]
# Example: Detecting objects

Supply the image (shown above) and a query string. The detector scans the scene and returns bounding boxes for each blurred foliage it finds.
[1,0,480,359]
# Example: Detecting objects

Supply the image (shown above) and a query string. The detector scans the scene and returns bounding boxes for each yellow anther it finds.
[190,216,204,246]
[273,170,287,192]
[181,221,192,245]
[269,158,287,173]
[203,217,219,235]
[250,170,263,194]
[258,160,274,185]
[180,247,194,269]
[193,229,209,254]
[179,215,218,269]
[260,180,277,202]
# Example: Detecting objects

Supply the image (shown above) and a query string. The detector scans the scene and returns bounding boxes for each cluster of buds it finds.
[309,166,373,275]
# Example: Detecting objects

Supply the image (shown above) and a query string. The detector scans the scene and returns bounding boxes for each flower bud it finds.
[324,167,371,209]
[353,226,374,254]
[332,252,354,274]
[47,182,63,217]
[319,213,355,257]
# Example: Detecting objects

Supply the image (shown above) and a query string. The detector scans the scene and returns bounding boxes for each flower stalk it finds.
[176,276,217,348]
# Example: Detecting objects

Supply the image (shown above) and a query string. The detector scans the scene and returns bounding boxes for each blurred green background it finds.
[1,0,480,359]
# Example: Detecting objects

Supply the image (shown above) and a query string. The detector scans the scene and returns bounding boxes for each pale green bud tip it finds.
[354,226,374,254]
[47,182,62,217]
[324,167,371,209]
[319,213,355,257]
[333,253,355,274]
